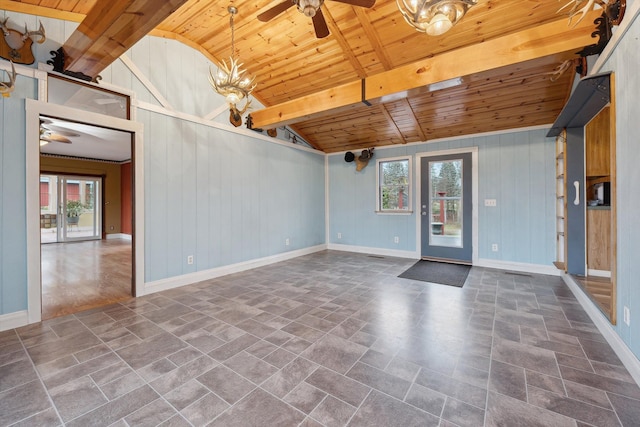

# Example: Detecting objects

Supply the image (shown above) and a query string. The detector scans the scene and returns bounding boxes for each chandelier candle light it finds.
[209,6,255,118]
[397,0,477,36]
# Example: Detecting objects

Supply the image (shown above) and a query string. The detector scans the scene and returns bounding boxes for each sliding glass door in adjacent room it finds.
[40,174,102,243]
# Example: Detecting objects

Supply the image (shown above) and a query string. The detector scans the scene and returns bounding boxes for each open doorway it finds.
[26,99,144,325]
[38,115,134,319]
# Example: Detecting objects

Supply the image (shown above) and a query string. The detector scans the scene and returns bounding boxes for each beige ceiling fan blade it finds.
[41,133,72,144]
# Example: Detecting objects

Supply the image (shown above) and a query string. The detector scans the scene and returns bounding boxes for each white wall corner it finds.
[562,274,640,387]
[0,311,29,332]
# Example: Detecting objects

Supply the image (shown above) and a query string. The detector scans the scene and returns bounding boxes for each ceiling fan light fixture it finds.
[426,12,452,35]
[397,0,477,35]
[298,0,322,17]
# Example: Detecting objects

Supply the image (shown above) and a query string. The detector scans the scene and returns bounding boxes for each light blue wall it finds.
[0,98,27,315]
[600,10,640,357]
[0,9,325,315]
[140,111,325,282]
[0,71,37,314]
[328,129,556,265]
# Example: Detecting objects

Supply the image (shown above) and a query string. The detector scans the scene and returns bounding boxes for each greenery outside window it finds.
[376,157,412,213]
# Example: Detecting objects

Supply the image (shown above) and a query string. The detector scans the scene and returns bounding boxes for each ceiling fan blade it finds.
[329,0,375,8]
[257,1,295,22]
[46,134,73,144]
[42,125,80,138]
[312,8,330,38]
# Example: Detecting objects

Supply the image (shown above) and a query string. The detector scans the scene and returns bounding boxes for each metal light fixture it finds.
[397,0,477,36]
[298,0,322,17]
[209,6,255,113]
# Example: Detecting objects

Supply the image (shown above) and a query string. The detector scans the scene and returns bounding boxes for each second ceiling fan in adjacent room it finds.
[257,0,376,38]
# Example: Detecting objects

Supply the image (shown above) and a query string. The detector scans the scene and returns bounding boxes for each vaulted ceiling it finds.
[1,0,606,152]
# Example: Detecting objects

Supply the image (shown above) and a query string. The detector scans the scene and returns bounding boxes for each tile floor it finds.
[1,250,639,426]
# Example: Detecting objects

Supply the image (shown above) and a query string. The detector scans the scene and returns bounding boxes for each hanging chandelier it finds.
[209,6,255,109]
[396,0,477,36]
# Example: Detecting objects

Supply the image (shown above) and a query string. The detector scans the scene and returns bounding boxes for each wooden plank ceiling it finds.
[1,0,604,152]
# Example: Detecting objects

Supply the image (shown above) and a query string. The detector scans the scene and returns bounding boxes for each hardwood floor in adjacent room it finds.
[577,275,613,320]
[41,239,132,320]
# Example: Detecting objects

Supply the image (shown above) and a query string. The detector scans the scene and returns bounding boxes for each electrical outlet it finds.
[337,232,342,239]
[285,238,290,246]
[394,236,399,244]
[187,255,194,265]
[491,243,498,252]
[624,306,630,326]
[485,199,497,207]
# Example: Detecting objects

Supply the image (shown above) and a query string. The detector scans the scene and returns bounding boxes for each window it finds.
[376,157,412,213]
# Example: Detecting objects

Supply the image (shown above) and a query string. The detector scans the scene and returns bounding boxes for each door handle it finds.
[573,181,580,205]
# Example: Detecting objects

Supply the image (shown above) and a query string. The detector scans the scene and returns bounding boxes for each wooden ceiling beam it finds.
[250,9,602,129]
[378,104,407,144]
[61,0,190,78]
[399,99,426,141]
[322,6,367,79]
[353,7,393,70]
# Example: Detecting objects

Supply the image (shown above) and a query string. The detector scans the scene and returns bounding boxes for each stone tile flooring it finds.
[1,250,639,426]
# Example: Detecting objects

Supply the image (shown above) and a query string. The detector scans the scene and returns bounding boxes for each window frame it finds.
[375,156,413,215]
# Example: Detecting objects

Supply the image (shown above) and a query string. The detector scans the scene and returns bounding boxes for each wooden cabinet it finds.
[587,208,611,271]
[585,107,611,177]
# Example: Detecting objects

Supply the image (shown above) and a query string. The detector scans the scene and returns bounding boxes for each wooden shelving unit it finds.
[554,130,567,271]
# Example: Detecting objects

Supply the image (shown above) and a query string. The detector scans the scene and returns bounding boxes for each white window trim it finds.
[376,155,413,215]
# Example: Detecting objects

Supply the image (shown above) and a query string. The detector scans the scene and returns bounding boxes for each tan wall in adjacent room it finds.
[40,156,123,235]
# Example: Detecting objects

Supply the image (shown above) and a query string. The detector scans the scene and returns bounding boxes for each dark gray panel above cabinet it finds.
[547,72,611,137]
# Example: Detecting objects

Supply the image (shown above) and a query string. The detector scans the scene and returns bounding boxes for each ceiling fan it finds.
[258,0,376,39]
[39,119,79,145]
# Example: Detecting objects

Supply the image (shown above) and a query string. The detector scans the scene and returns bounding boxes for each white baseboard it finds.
[142,245,327,296]
[475,258,561,276]
[106,233,132,241]
[563,274,640,386]
[0,310,29,332]
[327,243,418,260]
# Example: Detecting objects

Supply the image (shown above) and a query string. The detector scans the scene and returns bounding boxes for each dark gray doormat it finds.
[398,260,471,287]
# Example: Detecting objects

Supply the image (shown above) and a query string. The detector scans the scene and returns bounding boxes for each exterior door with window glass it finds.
[420,153,472,262]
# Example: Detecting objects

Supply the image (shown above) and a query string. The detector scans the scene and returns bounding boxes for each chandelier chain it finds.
[230,13,235,60]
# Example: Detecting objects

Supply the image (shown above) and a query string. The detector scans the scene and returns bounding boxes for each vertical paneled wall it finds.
[328,128,556,265]
[601,13,640,356]
[0,97,28,315]
[142,110,325,282]
[0,48,38,314]
[0,9,325,317]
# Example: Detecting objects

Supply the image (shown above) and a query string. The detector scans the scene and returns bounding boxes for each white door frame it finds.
[415,147,479,264]
[26,99,145,324]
